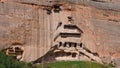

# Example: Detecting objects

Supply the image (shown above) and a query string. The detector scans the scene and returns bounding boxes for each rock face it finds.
[0,0,120,65]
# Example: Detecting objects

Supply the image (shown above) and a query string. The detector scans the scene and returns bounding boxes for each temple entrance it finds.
[2,45,24,61]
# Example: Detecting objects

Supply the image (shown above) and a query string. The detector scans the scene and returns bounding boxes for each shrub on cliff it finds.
[0,51,35,68]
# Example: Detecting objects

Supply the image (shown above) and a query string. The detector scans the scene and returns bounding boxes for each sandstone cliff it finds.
[0,0,120,67]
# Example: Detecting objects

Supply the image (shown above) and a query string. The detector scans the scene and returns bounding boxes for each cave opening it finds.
[53,4,61,13]
[59,42,62,47]
[45,5,52,15]
[63,42,67,47]
[72,53,77,57]
[2,45,24,61]
[79,43,83,47]
[60,33,81,38]
[67,16,73,22]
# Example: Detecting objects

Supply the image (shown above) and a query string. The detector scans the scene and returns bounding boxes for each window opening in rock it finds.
[64,24,77,29]
[80,43,82,47]
[63,42,67,47]
[68,16,73,22]
[69,43,72,47]
[91,59,95,61]
[59,42,62,47]
[46,6,52,15]
[74,44,77,47]
[91,0,105,2]
[60,33,81,38]
[53,4,61,13]
[72,53,77,57]
[15,47,23,55]
[70,42,77,47]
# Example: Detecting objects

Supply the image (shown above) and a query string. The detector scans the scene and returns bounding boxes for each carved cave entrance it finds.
[2,45,24,61]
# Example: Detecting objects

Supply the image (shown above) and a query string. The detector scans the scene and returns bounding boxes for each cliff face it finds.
[0,0,120,67]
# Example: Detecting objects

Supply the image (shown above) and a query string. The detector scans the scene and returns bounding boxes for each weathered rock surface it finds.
[114,58,120,68]
[0,0,120,66]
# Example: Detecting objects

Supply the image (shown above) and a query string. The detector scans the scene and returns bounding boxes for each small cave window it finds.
[15,47,23,55]
[53,4,61,13]
[63,42,67,47]
[46,9,52,15]
[60,33,81,38]
[46,6,52,15]
[91,59,95,61]
[72,53,77,57]
[71,42,77,47]
[69,43,72,47]
[67,16,73,22]
[15,47,21,50]
[79,43,83,47]
[74,43,77,47]
[59,42,62,47]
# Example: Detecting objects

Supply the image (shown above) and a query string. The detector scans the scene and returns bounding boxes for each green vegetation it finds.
[38,61,114,68]
[0,51,114,68]
[0,51,36,68]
